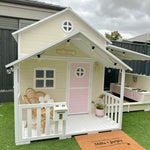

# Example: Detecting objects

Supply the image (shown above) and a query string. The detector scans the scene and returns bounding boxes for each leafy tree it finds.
[105,31,122,41]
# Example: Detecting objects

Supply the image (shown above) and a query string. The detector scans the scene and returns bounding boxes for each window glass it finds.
[64,21,67,25]
[62,20,73,33]
[81,73,84,76]
[36,80,44,88]
[46,70,54,78]
[69,22,72,26]
[64,27,67,31]
[75,67,85,78]
[46,80,54,87]
[36,70,44,78]
[35,69,55,88]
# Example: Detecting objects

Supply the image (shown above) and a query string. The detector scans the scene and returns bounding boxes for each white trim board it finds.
[32,55,94,62]
[18,34,21,59]
[89,62,93,114]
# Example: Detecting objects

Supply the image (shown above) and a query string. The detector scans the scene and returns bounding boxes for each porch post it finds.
[13,65,19,144]
[14,64,26,145]
[119,68,125,129]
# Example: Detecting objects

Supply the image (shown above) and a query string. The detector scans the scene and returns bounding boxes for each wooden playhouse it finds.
[6,7,150,145]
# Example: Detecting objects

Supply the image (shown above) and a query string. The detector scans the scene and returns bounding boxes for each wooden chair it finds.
[25,88,53,118]
[25,88,39,103]
[36,91,46,98]
[23,88,54,133]
[22,95,46,133]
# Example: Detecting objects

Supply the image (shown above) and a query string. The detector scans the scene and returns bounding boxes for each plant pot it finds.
[95,108,104,117]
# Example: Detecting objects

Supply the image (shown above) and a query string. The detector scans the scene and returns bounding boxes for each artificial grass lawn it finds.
[122,110,150,149]
[0,102,150,150]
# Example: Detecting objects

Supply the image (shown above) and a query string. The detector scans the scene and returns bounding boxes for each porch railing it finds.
[104,92,122,127]
[18,102,67,144]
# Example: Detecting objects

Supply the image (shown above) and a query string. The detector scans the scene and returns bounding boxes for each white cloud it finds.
[38,0,150,39]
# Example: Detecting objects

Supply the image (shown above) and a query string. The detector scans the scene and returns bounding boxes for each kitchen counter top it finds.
[110,83,150,102]
[111,83,150,94]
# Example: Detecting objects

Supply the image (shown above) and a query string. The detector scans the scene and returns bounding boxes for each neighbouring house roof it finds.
[0,0,66,11]
[128,33,150,43]
[6,31,132,71]
[111,40,150,76]
[107,45,150,61]
[12,7,111,44]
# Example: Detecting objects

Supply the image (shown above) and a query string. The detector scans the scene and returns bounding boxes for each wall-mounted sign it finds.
[56,49,76,56]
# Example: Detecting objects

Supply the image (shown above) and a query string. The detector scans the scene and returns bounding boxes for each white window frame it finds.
[34,68,55,89]
[75,66,86,78]
[62,20,73,33]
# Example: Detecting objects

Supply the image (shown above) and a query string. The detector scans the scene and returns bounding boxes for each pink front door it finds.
[69,63,90,114]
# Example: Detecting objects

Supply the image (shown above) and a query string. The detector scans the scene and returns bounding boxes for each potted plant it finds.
[92,94,106,117]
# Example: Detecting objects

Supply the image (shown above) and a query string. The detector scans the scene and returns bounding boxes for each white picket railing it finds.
[104,92,121,126]
[17,93,122,145]
[18,102,67,143]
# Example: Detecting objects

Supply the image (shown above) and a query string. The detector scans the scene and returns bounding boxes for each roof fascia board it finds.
[108,45,150,60]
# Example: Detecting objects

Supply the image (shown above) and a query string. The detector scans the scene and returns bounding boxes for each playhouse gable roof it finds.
[6,31,132,71]
[12,7,111,45]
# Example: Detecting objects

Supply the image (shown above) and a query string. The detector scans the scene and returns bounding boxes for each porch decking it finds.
[22,114,119,140]
[66,114,119,135]
[17,92,122,145]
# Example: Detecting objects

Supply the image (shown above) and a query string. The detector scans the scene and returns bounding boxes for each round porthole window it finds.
[62,20,73,33]
[75,67,86,78]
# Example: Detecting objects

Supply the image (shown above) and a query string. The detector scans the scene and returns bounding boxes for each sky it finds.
[38,0,150,39]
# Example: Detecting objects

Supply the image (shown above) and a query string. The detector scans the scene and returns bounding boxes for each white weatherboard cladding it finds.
[19,58,103,112]
[19,11,106,55]
[43,41,90,58]
[20,59,67,103]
